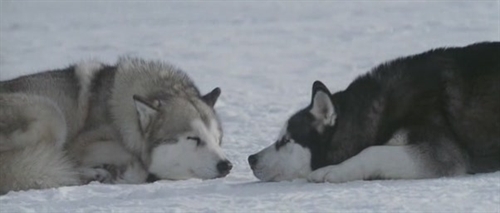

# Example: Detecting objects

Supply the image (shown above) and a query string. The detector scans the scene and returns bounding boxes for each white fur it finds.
[115,160,149,184]
[385,130,409,146]
[79,167,112,184]
[74,60,103,88]
[251,123,312,181]
[149,119,227,180]
[277,122,288,139]
[310,91,336,127]
[208,118,222,145]
[133,98,158,132]
[192,119,222,146]
[74,61,103,129]
[307,145,430,183]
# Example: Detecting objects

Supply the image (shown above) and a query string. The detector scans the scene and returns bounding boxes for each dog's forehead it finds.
[190,117,220,134]
[287,109,315,138]
[150,102,194,131]
[274,110,315,150]
[191,99,222,137]
[150,97,221,143]
[158,97,218,123]
[189,117,222,145]
[151,113,191,139]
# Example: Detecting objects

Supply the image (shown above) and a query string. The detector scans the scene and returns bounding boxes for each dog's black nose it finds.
[248,154,257,167]
[217,160,233,175]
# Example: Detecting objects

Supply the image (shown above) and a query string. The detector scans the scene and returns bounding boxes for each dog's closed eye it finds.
[187,136,203,146]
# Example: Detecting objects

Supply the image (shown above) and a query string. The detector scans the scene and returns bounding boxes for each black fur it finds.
[289,41,500,174]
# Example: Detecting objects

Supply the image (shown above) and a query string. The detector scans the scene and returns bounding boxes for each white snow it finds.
[1,1,499,212]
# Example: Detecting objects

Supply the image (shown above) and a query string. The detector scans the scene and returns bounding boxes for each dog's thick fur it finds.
[249,41,500,183]
[0,57,231,194]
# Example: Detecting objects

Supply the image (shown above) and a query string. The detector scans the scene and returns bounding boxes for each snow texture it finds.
[1,1,499,212]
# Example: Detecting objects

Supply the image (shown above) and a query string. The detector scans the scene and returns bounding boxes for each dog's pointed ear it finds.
[201,87,221,107]
[310,81,335,126]
[133,95,159,132]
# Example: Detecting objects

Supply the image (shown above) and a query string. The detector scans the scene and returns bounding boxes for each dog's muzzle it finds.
[216,160,233,177]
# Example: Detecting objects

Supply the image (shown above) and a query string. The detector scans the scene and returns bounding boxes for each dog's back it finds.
[348,41,500,174]
[444,42,500,173]
[0,64,98,138]
[358,42,500,173]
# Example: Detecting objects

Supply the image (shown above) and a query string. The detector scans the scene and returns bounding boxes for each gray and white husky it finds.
[249,41,500,183]
[0,57,232,194]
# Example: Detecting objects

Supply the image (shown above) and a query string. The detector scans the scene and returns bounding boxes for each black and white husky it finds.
[248,41,500,183]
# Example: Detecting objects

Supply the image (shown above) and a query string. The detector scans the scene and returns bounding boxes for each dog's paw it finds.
[308,165,366,183]
[307,165,353,183]
[101,164,121,179]
[115,160,148,184]
[79,167,113,184]
[307,165,335,183]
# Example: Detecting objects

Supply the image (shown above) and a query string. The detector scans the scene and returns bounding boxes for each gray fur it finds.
[0,57,229,194]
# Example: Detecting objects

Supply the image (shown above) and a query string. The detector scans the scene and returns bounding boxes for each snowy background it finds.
[1,1,499,212]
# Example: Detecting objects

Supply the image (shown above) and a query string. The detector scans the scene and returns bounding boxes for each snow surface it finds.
[1,1,499,212]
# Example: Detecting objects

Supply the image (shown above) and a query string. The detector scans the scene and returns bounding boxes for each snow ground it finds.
[1,1,499,212]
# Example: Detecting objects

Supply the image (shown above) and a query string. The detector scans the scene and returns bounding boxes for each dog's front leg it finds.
[307,145,428,183]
